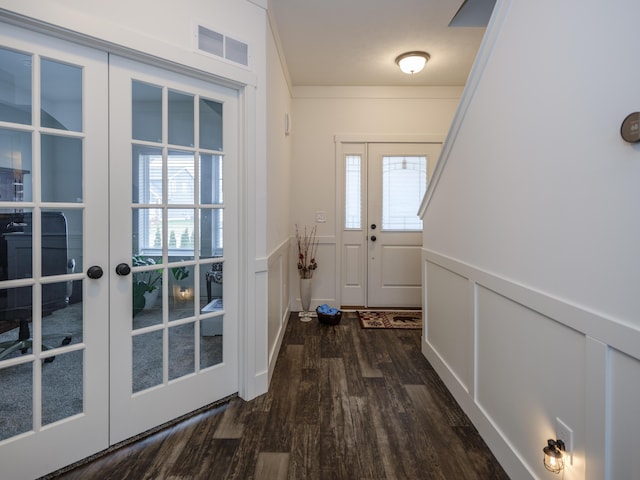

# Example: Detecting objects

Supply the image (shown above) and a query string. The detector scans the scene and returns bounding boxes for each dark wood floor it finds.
[48,312,509,479]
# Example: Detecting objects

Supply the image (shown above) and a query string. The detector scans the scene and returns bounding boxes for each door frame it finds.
[335,135,444,308]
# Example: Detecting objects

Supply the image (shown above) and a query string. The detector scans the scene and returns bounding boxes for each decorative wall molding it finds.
[423,249,640,361]
[267,238,291,382]
[422,247,640,479]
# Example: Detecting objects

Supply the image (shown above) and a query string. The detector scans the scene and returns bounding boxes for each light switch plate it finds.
[556,417,573,465]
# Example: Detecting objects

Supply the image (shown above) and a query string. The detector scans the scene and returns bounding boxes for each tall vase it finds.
[299,277,312,322]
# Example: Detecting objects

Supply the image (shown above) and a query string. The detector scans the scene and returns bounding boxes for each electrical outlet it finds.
[315,211,327,223]
[556,417,573,465]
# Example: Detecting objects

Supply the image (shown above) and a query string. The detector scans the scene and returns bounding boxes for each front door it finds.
[341,142,441,308]
[108,55,239,443]
[0,24,110,479]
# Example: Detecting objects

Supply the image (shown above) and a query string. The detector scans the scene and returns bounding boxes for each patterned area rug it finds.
[357,310,422,329]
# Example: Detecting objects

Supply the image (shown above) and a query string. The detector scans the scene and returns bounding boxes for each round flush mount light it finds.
[395,51,431,75]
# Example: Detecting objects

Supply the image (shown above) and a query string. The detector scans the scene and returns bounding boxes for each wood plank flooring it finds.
[47,312,510,479]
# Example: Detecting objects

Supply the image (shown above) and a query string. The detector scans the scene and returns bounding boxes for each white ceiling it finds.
[269,0,494,87]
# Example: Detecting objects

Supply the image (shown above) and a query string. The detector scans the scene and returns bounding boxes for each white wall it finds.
[266,12,292,379]
[420,0,640,478]
[291,86,462,308]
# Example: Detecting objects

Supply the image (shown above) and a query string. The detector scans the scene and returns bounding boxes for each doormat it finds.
[357,310,422,329]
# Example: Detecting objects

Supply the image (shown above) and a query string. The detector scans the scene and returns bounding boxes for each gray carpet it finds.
[0,300,222,441]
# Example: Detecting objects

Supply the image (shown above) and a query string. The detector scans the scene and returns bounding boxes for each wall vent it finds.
[197,25,249,67]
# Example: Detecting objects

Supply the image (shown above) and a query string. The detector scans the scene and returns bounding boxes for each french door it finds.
[108,55,238,443]
[0,24,239,479]
[0,23,110,480]
[341,142,441,308]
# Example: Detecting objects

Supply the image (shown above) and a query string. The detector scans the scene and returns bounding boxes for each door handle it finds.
[115,263,131,276]
[370,224,377,230]
[87,265,104,279]
[370,235,377,242]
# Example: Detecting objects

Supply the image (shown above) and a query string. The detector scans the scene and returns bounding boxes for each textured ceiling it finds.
[269,0,494,87]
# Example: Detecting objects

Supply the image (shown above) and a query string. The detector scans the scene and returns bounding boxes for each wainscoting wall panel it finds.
[425,261,473,392]
[608,348,640,480]
[422,249,640,480]
[267,239,291,381]
[475,284,586,477]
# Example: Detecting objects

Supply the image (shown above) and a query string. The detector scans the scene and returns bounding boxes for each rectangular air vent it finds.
[197,25,249,67]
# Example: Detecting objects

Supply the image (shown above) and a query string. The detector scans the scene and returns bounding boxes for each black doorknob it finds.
[115,263,131,276]
[370,235,377,242]
[87,265,103,279]
[371,224,377,230]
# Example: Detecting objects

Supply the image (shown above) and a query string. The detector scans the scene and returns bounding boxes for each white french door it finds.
[0,24,240,479]
[0,24,110,480]
[108,55,239,443]
[341,142,441,308]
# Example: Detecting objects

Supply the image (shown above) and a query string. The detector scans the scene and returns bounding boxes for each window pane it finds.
[168,90,194,147]
[199,98,222,151]
[132,81,162,143]
[59,209,83,272]
[382,156,426,231]
[132,330,163,393]
[200,153,223,204]
[0,210,32,280]
[201,262,223,311]
[168,208,194,261]
[200,262,223,369]
[169,322,194,380]
[42,210,79,278]
[40,281,78,349]
[43,279,83,344]
[42,350,83,426]
[169,266,195,321]
[200,209,223,259]
[132,208,163,256]
[132,257,163,328]
[167,150,194,204]
[200,316,223,369]
[0,286,32,337]
[345,155,361,229]
[0,362,33,440]
[0,47,32,125]
[41,58,82,131]
[132,145,163,204]
[0,128,32,203]
[41,134,82,203]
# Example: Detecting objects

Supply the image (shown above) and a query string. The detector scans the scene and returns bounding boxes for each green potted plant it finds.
[132,255,162,316]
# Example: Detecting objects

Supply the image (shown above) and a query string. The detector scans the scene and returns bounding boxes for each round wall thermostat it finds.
[621,112,640,143]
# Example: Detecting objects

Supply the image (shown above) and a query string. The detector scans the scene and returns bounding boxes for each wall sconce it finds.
[395,51,430,75]
[543,439,566,474]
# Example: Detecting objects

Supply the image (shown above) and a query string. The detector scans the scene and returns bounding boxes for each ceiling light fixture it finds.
[395,51,430,75]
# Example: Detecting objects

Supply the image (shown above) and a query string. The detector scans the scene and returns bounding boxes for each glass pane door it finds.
[109,55,238,444]
[0,25,110,480]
